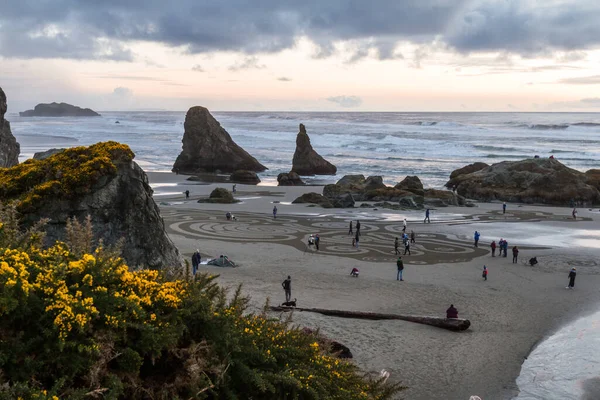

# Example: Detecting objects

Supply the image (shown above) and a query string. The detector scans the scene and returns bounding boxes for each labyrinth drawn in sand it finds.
[162,209,492,264]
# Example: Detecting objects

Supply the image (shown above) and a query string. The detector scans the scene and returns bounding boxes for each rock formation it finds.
[19,102,100,117]
[291,124,337,175]
[0,142,181,269]
[33,148,65,160]
[173,106,266,174]
[0,86,20,168]
[277,172,304,186]
[448,162,489,181]
[292,192,333,208]
[197,188,238,204]
[395,176,424,196]
[446,158,600,205]
[229,170,261,184]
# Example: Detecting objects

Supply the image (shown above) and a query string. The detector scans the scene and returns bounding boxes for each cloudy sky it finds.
[1,0,599,112]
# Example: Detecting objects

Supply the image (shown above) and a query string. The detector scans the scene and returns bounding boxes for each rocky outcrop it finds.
[585,170,600,192]
[447,158,600,205]
[0,142,181,269]
[229,170,261,184]
[323,175,384,200]
[292,192,333,208]
[197,188,238,204]
[448,162,489,181]
[173,106,267,174]
[277,171,304,186]
[331,193,355,208]
[291,124,336,175]
[19,102,100,117]
[0,87,20,168]
[33,148,65,160]
[395,176,424,196]
[424,189,466,207]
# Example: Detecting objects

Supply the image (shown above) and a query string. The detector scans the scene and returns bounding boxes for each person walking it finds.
[482,265,488,281]
[356,220,361,236]
[410,230,416,244]
[566,268,576,289]
[403,239,411,255]
[572,208,578,220]
[474,231,480,247]
[185,190,190,199]
[355,231,360,249]
[394,237,400,255]
[191,249,201,276]
[490,240,497,257]
[273,206,278,219]
[512,246,519,263]
[315,234,320,251]
[282,276,292,301]
[396,257,404,281]
[402,218,407,233]
[232,184,237,194]
[503,202,507,214]
[424,208,431,223]
[348,221,353,235]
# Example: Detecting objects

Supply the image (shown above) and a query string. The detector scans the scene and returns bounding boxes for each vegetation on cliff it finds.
[0,210,403,399]
[0,142,134,212]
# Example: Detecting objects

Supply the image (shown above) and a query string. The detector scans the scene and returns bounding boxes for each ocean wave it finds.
[406,121,438,126]
[527,124,570,130]
[484,154,533,159]
[572,122,600,127]
[473,145,522,152]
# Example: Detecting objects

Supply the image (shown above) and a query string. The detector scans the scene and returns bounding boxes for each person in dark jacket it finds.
[490,240,497,257]
[191,249,201,275]
[356,220,361,236]
[403,239,411,255]
[446,304,458,319]
[315,234,320,251]
[424,208,431,223]
[282,276,292,301]
[474,231,480,247]
[348,221,353,235]
[566,268,576,289]
[394,237,400,255]
[410,230,416,244]
[512,246,519,263]
[396,257,404,281]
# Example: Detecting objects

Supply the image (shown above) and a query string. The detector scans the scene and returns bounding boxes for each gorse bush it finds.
[0,210,404,399]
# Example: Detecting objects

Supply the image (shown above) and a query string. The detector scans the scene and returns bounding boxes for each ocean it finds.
[9,111,600,188]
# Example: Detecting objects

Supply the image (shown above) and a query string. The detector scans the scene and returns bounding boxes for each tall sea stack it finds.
[0,86,20,167]
[292,124,336,175]
[173,106,267,174]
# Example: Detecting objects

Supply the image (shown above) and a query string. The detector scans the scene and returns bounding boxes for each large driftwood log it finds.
[269,306,470,332]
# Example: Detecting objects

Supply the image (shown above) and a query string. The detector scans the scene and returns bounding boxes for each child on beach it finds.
[482,265,488,281]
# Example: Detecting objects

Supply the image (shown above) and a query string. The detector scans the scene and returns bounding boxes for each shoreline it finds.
[149,171,600,400]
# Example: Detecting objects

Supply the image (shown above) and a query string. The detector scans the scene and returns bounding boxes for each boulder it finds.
[585,169,600,192]
[448,162,489,181]
[399,195,424,209]
[229,170,261,184]
[292,192,333,208]
[33,148,65,160]
[447,158,600,206]
[198,187,237,204]
[363,176,386,191]
[331,193,355,208]
[277,171,305,186]
[0,142,181,269]
[337,175,365,186]
[424,189,465,207]
[291,124,337,175]
[173,106,267,174]
[323,175,383,202]
[363,188,413,202]
[395,176,424,196]
[19,102,100,117]
[0,86,20,168]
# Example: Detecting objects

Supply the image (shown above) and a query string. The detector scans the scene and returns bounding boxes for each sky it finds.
[1,0,599,112]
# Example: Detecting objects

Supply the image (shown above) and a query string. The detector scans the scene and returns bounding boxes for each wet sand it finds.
[149,171,600,400]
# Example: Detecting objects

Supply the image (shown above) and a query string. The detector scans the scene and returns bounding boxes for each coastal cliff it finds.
[19,102,101,117]
[291,124,337,175]
[173,106,267,174]
[0,142,182,269]
[0,86,20,168]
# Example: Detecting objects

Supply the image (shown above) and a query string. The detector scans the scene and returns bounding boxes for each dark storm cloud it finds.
[0,0,599,61]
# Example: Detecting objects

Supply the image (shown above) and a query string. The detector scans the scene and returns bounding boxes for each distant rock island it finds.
[0,86,20,167]
[292,123,337,175]
[19,102,101,117]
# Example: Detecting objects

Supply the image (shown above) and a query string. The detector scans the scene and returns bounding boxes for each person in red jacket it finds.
[490,241,497,257]
[446,304,458,319]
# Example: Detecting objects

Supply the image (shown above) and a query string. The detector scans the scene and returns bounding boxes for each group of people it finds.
[307,234,321,250]
[394,232,414,255]
[490,238,511,258]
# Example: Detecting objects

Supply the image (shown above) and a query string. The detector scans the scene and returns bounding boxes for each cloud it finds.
[2,1,598,62]
[228,56,266,71]
[112,87,133,97]
[191,64,204,72]
[548,97,600,109]
[98,75,164,81]
[277,77,292,82]
[326,95,363,108]
[558,75,600,84]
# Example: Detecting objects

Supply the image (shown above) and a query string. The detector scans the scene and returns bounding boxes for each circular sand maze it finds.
[162,209,488,264]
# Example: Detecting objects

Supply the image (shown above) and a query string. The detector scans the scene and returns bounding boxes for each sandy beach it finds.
[148,171,600,400]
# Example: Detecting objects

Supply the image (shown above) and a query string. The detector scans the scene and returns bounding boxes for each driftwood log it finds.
[269,306,470,332]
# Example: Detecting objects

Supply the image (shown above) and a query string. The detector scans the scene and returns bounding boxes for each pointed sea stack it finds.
[0,86,20,167]
[291,124,337,175]
[173,106,267,174]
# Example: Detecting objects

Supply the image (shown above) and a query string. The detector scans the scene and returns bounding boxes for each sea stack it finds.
[0,86,20,168]
[19,102,100,117]
[173,106,267,174]
[0,142,182,270]
[291,124,337,175]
